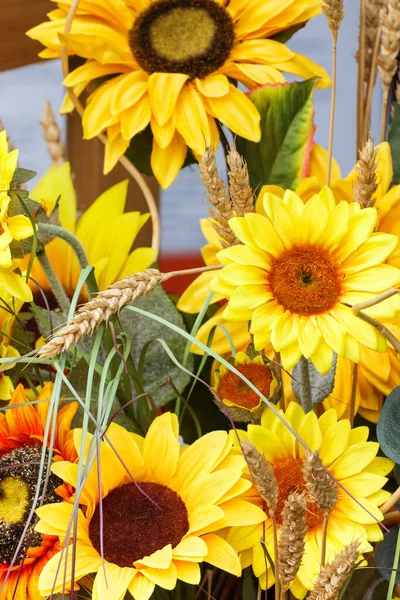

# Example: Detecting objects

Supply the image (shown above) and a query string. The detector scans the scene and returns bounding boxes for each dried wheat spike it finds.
[226,146,255,217]
[199,147,238,247]
[40,101,67,166]
[279,492,307,592]
[308,542,360,599]
[241,439,278,514]
[365,0,383,83]
[302,451,338,514]
[353,137,379,207]
[322,0,345,38]
[377,0,400,89]
[37,269,166,359]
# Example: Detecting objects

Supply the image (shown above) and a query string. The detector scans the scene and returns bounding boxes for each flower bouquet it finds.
[1,0,400,598]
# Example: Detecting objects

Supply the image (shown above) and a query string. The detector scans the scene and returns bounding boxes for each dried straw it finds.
[377,0,400,89]
[241,439,278,515]
[37,269,166,358]
[278,492,307,592]
[308,542,360,599]
[322,0,345,39]
[302,452,338,514]
[365,0,383,83]
[199,147,238,247]
[40,100,67,166]
[353,137,379,207]
[226,146,255,217]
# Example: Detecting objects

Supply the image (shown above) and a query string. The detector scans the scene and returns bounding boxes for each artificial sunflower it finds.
[209,188,400,373]
[27,0,329,188]
[225,402,393,598]
[23,162,156,299]
[0,291,23,400]
[212,350,278,422]
[0,131,34,269]
[36,412,265,599]
[0,383,78,600]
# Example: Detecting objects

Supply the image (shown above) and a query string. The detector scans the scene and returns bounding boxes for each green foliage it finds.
[10,167,37,186]
[376,527,400,585]
[292,353,337,409]
[270,22,306,43]
[388,104,400,186]
[377,386,400,463]
[237,78,318,192]
[119,285,194,408]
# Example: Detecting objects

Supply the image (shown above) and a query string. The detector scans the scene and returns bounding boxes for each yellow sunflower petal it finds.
[202,534,241,576]
[148,73,189,126]
[128,573,155,600]
[319,420,351,466]
[151,132,187,189]
[142,412,180,485]
[93,563,135,600]
[330,442,379,479]
[174,560,201,584]
[207,85,261,142]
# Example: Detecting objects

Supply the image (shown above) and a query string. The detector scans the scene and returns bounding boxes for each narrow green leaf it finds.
[377,386,400,463]
[388,104,400,185]
[237,78,318,191]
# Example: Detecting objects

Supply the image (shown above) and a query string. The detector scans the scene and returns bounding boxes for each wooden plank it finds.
[67,111,160,248]
[0,0,50,71]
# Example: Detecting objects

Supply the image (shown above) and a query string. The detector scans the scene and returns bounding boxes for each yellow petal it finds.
[330,442,379,479]
[174,560,201,584]
[110,71,149,114]
[93,563,135,600]
[128,573,155,600]
[135,545,173,569]
[176,84,211,155]
[7,215,34,240]
[270,311,299,351]
[202,534,241,576]
[139,562,177,590]
[143,412,180,485]
[207,85,261,142]
[148,73,189,126]
[177,271,224,314]
[31,162,77,232]
[0,271,33,302]
[297,411,322,458]
[104,132,130,174]
[151,115,176,150]
[195,74,230,97]
[319,420,351,466]
[151,132,187,189]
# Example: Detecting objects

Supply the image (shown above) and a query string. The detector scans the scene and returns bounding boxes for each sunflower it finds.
[22,162,156,299]
[208,188,400,373]
[212,350,278,422]
[36,412,265,599]
[0,131,34,269]
[225,402,393,598]
[27,0,330,188]
[0,383,78,600]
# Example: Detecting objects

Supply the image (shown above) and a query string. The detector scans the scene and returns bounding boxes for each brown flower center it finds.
[0,446,63,564]
[89,482,189,567]
[216,363,273,409]
[269,245,343,316]
[271,457,325,531]
[129,0,235,79]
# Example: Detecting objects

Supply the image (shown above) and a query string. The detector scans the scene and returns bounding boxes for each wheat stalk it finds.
[308,542,360,599]
[226,146,255,217]
[40,101,67,166]
[278,492,307,592]
[353,137,379,207]
[378,0,400,140]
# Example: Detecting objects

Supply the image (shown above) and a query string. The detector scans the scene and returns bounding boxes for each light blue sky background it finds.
[0,0,381,253]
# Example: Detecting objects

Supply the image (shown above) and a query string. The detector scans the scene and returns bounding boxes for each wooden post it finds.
[0,0,50,72]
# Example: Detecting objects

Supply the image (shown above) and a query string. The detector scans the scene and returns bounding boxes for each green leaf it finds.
[292,353,337,410]
[119,285,194,408]
[388,104,400,186]
[236,78,318,191]
[11,167,37,186]
[376,527,400,585]
[377,386,400,463]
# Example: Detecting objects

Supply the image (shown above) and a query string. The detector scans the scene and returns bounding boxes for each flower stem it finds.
[271,514,280,600]
[327,37,338,186]
[321,511,331,567]
[382,486,400,514]
[37,223,88,270]
[357,0,367,148]
[349,362,358,427]
[381,88,390,142]
[38,252,71,313]
[298,356,313,414]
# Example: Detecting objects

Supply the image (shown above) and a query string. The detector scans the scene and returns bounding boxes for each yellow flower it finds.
[27,0,330,188]
[209,188,400,373]
[23,162,157,298]
[225,402,393,598]
[212,350,278,422]
[36,413,265,599]
[0,131,35,269]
